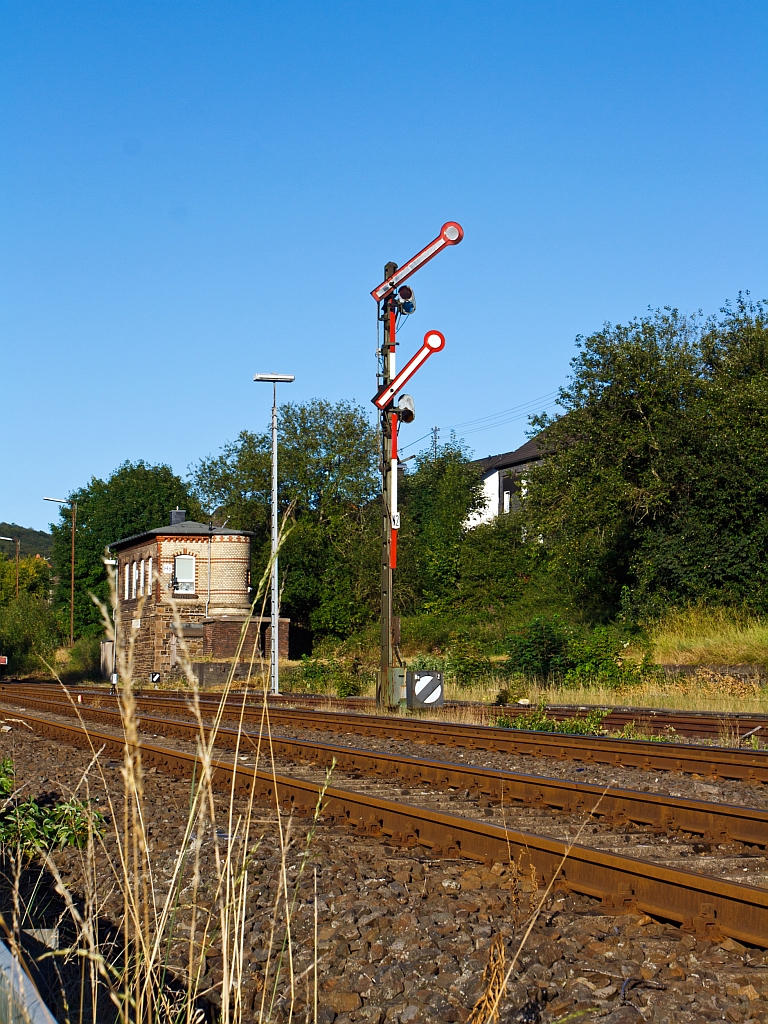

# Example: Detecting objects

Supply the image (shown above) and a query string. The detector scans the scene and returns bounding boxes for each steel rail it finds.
[6,692,768,849]
[5,707,768,948]
[79,693,768,782]
[2,688,767,781]
[3,682,768,739]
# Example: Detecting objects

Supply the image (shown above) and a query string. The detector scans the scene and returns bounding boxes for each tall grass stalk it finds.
[1,512,335,1024]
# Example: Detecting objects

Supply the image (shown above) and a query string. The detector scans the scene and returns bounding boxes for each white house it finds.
[466,437,544,527]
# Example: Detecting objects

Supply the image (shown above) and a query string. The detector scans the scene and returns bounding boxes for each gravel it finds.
[1,718,768,1022]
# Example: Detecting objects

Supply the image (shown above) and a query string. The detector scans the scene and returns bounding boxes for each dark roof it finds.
[110,521,254,552]
[471,436,545,476]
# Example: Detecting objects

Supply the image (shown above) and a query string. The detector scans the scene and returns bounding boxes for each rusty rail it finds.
[2,692,767,849]
[3,706,768,948]
[3,681,768,739]
[2,687,767,781]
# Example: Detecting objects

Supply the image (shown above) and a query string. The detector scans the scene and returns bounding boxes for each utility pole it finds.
[431,426,440,460]
[44,496,78,646]
[377,264,398,708]
[370,223,463,710]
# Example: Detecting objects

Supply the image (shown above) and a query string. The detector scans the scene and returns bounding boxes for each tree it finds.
[0,554,51,608]
[521,294,768,618]
[50,461,202,638]
[396,437,485,614]
[192,399,380,636]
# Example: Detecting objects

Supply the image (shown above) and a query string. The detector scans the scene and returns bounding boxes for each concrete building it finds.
[466,437,544,527]
[111,509,288,685]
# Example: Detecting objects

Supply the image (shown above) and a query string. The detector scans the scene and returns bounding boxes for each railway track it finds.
[3,691,767,849]
[2,704,767,948]
[8,688,763,782]
[2,679,767,740]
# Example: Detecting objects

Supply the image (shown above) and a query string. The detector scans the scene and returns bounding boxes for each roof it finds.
[471,436,546,476]
[110,521,255,552]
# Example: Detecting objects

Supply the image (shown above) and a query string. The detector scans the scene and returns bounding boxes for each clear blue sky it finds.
[2,1,766,531]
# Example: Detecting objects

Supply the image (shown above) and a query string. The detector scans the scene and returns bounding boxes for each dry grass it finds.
[0,517,340,1024]
[643,605,768,667]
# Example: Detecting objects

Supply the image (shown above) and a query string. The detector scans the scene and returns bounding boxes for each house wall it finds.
[465,471,500,528]
[116,532,254,683]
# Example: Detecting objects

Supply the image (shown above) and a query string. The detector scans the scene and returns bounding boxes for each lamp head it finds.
[396,394,416,423]
[253,374,295,383]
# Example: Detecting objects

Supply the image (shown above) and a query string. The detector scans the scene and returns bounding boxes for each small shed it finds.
[110,510,288,684]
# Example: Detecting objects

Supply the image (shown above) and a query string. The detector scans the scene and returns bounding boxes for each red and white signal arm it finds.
[371,222,463,303]
[373,331,446,409]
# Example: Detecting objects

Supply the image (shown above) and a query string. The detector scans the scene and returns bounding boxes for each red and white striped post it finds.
[371,224,462,709]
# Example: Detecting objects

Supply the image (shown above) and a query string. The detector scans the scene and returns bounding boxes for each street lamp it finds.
[44,496,77,647]
[104,557,119,690]
[253,373,295,695]
[0,537,19,599]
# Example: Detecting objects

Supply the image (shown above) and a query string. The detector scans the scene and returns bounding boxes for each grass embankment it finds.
[645,605,768,666]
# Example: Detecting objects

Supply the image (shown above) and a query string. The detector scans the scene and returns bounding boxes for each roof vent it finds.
[170,508,187,526]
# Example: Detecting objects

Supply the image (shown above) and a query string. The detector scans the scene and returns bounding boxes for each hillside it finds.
[0,522,53,559]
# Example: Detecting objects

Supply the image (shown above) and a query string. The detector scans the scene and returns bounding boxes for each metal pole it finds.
[14,539,19,600]
[206,524,212,618]
[271,382,279,695]
[70,501,76,647]
[378,264,398,709]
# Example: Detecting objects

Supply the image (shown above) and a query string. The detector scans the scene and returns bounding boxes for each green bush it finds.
[445,632,492,688]
[504,616,573,677]
[293,654,369,698]
[0,595,65,674]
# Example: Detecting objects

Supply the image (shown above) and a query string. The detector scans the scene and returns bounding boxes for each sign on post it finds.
[371,223,464,302]
[373,331,446,409]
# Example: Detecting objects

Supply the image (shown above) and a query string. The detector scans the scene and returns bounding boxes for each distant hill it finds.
[0,523,53,559]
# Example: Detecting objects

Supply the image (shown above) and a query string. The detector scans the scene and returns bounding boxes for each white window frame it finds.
[124,564,130,601]
[147,557,153,596]
[132,562,138,599]
[174,555,196,594]
[503,490,511,514]
[140,559,145,597]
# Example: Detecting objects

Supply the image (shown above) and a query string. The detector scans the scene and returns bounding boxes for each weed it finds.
[496,700,608,736]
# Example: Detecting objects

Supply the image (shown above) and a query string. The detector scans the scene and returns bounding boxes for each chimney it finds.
[170,508,187,526]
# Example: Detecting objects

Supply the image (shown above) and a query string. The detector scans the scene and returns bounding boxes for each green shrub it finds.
[293,654,369,698]
[0,759,14,799]
[407,653,446,673]
[504,616,573,677]
[0,595,65,674]
[445,632,492,688]
[0,762,105,856]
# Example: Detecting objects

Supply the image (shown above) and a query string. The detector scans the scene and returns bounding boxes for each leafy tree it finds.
[521,294,768,617]
[396,437,485,614]
[0,554,51,608]
[50,461,202,638]
[192,399,380,635]
[0,595,64,673]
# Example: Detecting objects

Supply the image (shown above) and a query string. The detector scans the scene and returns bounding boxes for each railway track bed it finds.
[1,711,768,1022]
[3,725,768,1024]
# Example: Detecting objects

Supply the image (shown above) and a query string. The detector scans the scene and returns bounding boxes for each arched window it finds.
[174,555,195,593]
[124,564,130,601]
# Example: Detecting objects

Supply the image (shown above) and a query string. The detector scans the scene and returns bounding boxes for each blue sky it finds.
[2,1,766,531]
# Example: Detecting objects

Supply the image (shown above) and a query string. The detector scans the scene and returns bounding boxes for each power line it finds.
[398,390,560,453]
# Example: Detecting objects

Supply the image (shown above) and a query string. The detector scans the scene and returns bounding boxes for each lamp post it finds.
[44,496,77,647]
[253,373,295,695]
[0,537,19,599]
[104,557,119,689]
